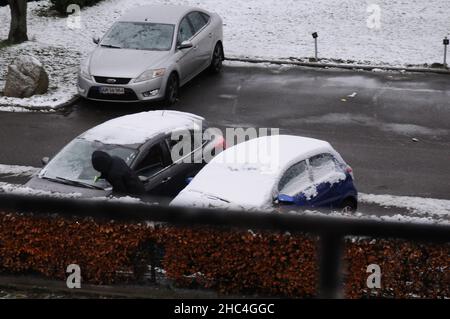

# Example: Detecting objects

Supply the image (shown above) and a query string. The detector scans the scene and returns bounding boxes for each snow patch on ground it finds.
[289,113,449,138]
[359,193,450,217]
[0,164,39,177]
[295,209,449,225]
[0,182,83,198]
[0,181,146,204]
[1,0,449,110]
[0,162,448,221]
[0,178,448,224]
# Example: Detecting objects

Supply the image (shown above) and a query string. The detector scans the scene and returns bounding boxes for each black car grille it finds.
[88,87,139,101]
[94,76,131,85]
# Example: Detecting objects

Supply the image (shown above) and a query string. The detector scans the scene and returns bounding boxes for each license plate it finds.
[99,87,125,95]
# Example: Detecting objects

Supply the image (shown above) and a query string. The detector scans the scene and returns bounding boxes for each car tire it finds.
[209,42,224,74]
[341,198,357,213]
[164,73,179,106]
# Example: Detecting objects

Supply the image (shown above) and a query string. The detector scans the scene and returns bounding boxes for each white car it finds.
[78,5,224,104]
[170,135,358,211]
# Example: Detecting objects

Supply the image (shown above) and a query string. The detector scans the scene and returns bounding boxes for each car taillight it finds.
[346,166,354,179]
[215,135,226,149]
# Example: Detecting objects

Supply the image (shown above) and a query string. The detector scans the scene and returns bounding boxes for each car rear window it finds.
[188,12,208,34]
[200,12,210,23]
[278,160,311,196]
[178,17,195,43]
[309,153,339,181]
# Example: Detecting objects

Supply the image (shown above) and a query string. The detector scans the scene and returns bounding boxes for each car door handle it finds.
[161,176,172,184]
[208,33,213,38]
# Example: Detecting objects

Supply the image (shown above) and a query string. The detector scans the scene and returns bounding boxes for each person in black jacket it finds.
[91,150,145,196]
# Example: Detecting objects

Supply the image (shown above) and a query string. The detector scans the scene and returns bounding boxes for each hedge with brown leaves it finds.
[0,212,448,298]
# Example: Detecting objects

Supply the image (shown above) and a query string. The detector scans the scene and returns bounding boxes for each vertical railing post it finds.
[443,37,449,68]
[312,32,318,61]
[319,233,344,298]
[314,38,318,60]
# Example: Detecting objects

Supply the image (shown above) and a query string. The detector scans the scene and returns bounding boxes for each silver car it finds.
[77,5,224,104]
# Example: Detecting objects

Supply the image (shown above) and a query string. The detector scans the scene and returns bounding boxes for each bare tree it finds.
[7,0,28,44]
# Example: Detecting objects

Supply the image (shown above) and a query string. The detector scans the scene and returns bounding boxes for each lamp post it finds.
[443,37,449,69]
[312,32,318,61]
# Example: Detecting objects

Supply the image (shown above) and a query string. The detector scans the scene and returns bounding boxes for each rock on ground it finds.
[3,55,49,98]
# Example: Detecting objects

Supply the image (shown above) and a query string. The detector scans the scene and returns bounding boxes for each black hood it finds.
[91,151,112,174]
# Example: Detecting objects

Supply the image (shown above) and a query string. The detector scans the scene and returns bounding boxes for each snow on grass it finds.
[0,164,39,177]
[0,40,82,110]
[1,0,449,110]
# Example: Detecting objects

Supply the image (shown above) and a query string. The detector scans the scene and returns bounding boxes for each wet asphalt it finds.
[0,63,449,199]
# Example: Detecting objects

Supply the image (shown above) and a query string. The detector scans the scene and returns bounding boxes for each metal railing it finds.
[0,192,449,298]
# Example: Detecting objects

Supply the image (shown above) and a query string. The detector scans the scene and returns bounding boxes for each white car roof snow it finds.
[81,110,204,145]
[119,5,205,25]
[171,135,342,210]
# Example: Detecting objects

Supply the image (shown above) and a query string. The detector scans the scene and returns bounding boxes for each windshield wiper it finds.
[42,176,105,190]
[100,44,122,49]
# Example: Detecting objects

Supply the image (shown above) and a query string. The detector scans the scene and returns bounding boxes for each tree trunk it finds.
[7,0,28,44]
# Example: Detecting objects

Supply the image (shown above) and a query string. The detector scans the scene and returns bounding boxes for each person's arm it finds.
[123,171,146,195]
[109,174,128,194]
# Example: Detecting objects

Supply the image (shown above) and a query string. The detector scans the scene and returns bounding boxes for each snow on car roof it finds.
[172,135,337,209]
[216,135,335,170]
[119,5,203,24]
[81,110,204,145]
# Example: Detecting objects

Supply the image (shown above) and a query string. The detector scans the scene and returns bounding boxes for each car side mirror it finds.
[93,37,100,44]
[277,194,295,205]
[178,40,193,50]
[185,177,194,185]
[41,157,50,166]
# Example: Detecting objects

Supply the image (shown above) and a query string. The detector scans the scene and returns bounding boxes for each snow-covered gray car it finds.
[26,110,225,199]
[77,5,224,104]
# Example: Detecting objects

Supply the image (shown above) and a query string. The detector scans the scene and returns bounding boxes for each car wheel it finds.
[341,198,357,213]
[164,73,179,106]
[209,42,224,74]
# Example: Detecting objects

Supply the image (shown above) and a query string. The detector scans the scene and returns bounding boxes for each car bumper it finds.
[77,74,167,102]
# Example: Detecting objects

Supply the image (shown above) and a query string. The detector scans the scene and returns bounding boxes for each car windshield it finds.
[101,22,175,51]
[41,138,138,189]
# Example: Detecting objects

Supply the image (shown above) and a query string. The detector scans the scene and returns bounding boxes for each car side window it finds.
[200,12,210,23]
[309,153,339,182]
[178,16,195,44]
[278,160,311,196]
[134,143,168,176]
[188,12,208,34]
[166,130,202,163]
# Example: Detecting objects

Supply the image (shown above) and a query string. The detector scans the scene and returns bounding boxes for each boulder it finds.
[3,55,49,98]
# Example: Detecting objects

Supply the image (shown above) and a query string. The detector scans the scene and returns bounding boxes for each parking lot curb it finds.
[225,56,450,75]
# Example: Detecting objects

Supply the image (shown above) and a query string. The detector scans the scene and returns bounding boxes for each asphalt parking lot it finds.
[0,63,449,200]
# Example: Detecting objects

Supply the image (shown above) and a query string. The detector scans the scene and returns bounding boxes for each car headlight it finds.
[134,68,166,83]
[79,60,91,80]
